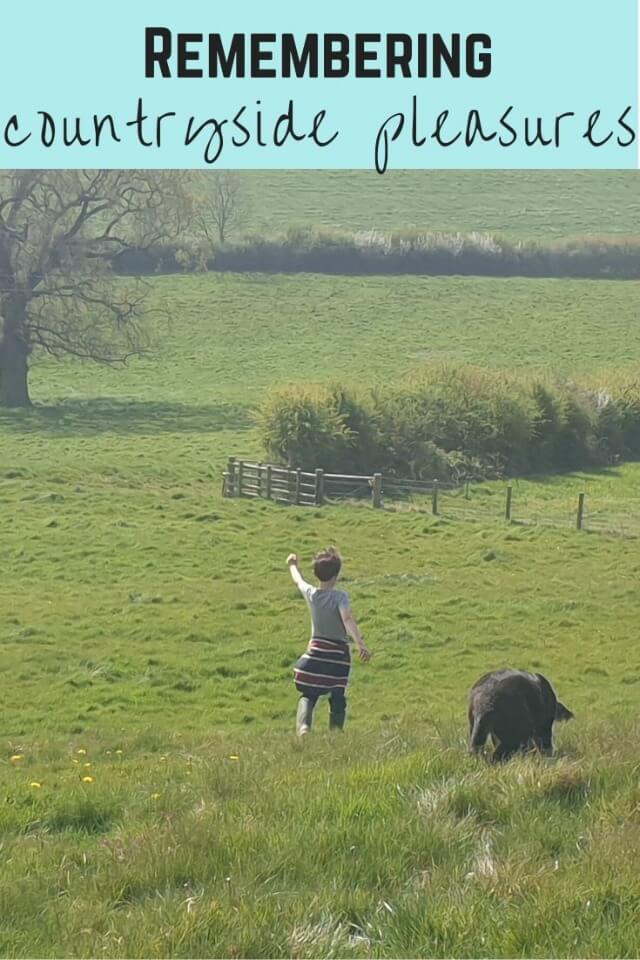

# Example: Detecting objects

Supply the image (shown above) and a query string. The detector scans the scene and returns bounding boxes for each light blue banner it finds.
[0,0,636,169]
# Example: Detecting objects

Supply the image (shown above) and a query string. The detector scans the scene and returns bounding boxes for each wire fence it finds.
[222,458,639,538]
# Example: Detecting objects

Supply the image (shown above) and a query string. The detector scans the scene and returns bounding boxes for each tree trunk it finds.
[0,297,31,407]
[0,337,30,407]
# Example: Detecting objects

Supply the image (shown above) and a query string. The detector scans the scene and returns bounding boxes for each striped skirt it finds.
[294,637,352,694]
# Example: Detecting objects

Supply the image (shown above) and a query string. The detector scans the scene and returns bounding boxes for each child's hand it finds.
[286,553,299,567]
[357,642,373,663]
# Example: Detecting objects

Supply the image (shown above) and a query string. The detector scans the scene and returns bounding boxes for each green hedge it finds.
[256,366,640,481]
[114,229,640,279]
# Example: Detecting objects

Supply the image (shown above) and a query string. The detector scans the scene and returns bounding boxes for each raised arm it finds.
[286,553,309,592]
[340,606,373,662]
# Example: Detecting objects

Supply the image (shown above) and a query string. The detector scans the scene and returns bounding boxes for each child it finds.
[286,546,372,736]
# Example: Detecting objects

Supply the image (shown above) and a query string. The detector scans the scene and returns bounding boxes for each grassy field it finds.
[238,171,640,239]
[2,726,640,958]
[18,272,640,408]
[2,258,640,955]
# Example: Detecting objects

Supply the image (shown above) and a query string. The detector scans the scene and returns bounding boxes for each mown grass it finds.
[3,474,640,739]
[14,273,640,409]
[238,170,640,239]
[397,466,640,536]
[2,267,640,955]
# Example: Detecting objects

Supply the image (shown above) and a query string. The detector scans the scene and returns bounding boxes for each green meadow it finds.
[240,170,640,238]
[1,173,640,957]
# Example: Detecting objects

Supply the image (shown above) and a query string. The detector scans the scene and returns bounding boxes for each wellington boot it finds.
[296,697,314,736]
[329,707,346,731]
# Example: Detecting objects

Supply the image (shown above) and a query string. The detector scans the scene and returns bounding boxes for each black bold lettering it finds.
[386,34,412,78]
[281,33,318,77]
[324,35,350,78]
[177,33,203,78]
[432,34,460,78]
[251,34,277,78]
[467,34,492,78]
[145,27,172,78]
[355,34,381,77]
[208,34,246,78]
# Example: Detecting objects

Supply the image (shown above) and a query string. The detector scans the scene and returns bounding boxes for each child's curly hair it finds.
[312,546,342,583]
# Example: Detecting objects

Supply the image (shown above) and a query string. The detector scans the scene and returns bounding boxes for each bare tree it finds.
[195,171,248,247]
[0,170,195,408]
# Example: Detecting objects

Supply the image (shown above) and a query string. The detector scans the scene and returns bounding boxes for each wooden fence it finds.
[222,458,381,507]
[222,459,593,530]
[223,458,455,509]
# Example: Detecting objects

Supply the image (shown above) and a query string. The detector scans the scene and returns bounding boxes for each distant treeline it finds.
[256,365,640,482]
[113,228,640,279]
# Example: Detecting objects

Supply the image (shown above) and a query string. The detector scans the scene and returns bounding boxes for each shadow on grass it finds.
[0,398,252,437]
[515,465,627,486]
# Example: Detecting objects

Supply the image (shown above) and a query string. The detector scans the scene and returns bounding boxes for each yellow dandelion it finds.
[83,762,92,768]
[159,756,167,762]
[81,776,94,784]
[76,748,87,756]
[72,759,79,765]
[227,755,240,761]
[186,770,192,776]
[115,749,123,755]
[106,750,112,756]
[151,793,161,800]
[10,754,24,763]
[29,781,42,789]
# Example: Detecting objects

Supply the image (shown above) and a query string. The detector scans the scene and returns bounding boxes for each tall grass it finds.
[1,723,639,957]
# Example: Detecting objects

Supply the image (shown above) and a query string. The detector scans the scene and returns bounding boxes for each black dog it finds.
[468,669,574,762]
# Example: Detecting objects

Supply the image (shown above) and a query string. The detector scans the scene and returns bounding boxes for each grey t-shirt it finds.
[298,582,351,642]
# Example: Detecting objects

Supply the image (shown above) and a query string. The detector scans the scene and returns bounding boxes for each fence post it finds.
[265,465,272,501]
[371,473,383,509]
[505,484,513,522]
[257,462,263,497]
[236,460,244,499]
[315,468,325,505]
[432,479,439,516]
[576,492,585,530]
[225,457,236,497]
[295,468,302,505]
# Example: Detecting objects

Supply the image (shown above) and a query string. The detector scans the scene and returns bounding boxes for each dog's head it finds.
[555,701,574,722]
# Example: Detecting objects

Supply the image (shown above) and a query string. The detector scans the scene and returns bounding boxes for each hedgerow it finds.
[257,364,640,480]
